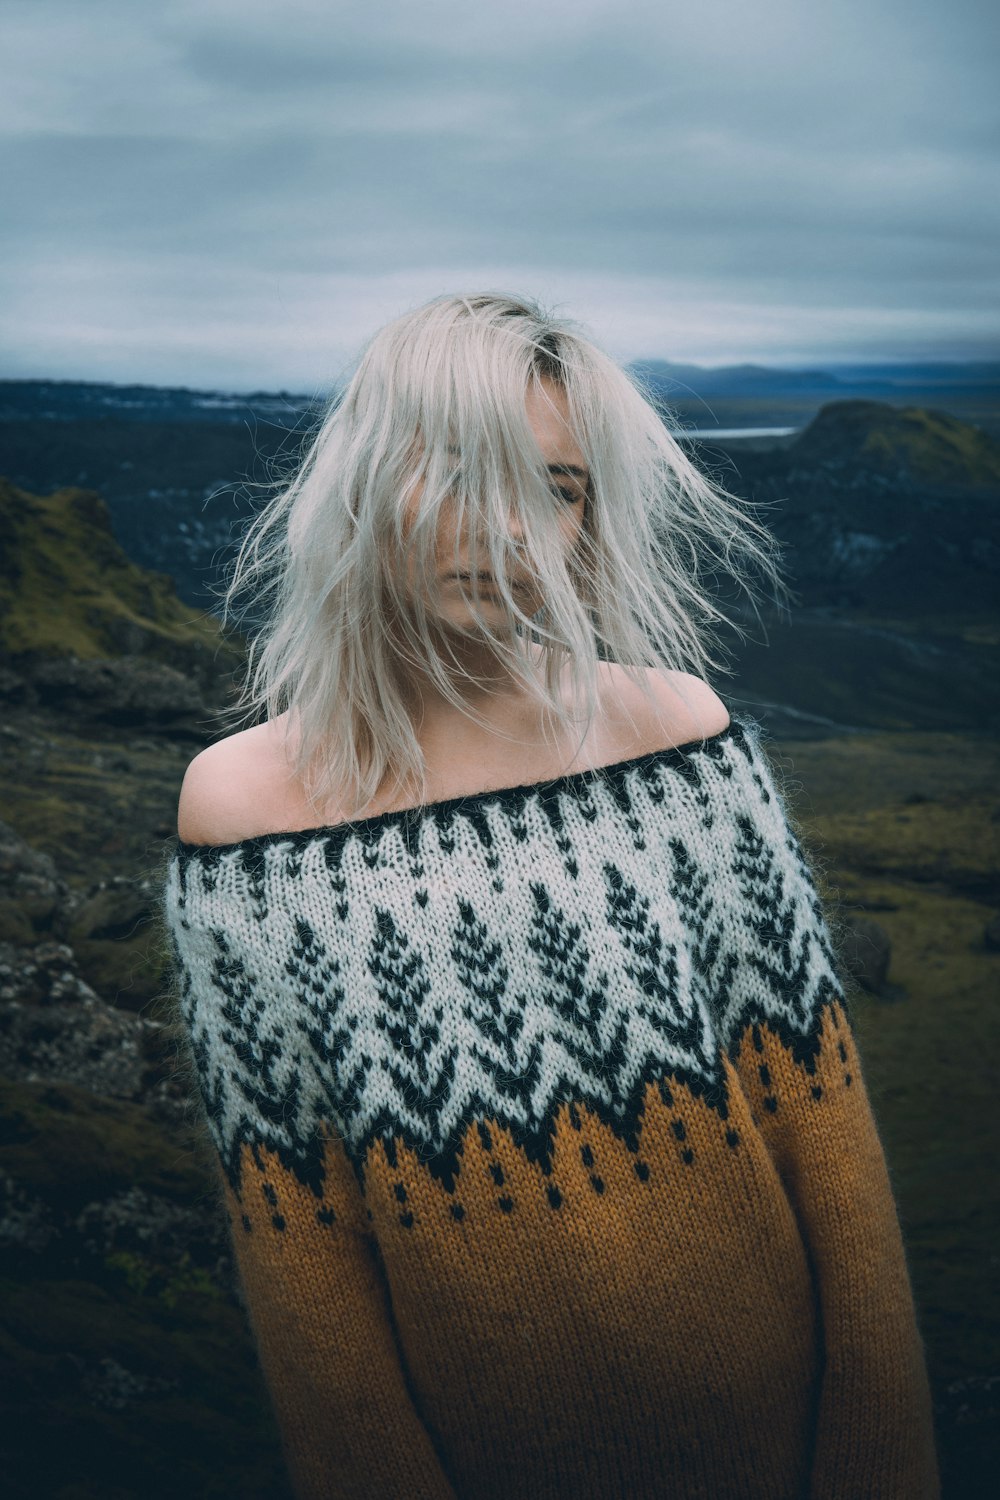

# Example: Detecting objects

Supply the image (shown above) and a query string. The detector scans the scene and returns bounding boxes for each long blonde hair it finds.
[225,291,789,816]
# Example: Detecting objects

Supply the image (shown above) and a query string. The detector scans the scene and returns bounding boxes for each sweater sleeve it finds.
[164,862,458,1500]
[713,732,940,1500]
[213,1131,458,1500]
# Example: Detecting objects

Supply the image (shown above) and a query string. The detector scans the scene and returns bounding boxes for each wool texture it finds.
[164,713,940,1500]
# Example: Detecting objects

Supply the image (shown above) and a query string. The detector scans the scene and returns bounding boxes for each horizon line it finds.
[1,354,999,399]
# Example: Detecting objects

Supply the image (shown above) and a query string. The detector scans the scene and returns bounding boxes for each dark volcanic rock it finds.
[73,1183,228,1267]
[0,1171,58,1252]
[0,940,96,1006]
[62,876,165,1008]
[70,1353,183,1413]
[0,984,145,1099]
[0,938,184,1109]
[28,654,209,732]
[0,819,67,942]
[0,818,169,1008]
[65,880,154,946]
[837,912,893,996]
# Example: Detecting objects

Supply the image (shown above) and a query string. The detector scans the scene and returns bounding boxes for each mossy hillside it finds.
[814,795,999,896]
[0,712,191,1003]
[782,733,1000,1411]
[0,479,237,674]
[765,726,1000,816]
[819,873,999,1387]
[789,401,1000,488]
[710,403,1000,638]
[0,1079,293,1499]
[0,1080,210,1207]
[0,722,188,883]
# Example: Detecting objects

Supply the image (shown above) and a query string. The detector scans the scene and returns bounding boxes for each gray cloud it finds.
[1,0,997,387]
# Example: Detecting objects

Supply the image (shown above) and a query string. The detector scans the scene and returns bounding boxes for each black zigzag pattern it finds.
[165,716,845,1199]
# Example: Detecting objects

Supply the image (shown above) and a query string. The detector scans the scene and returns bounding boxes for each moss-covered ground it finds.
[0,713,190,881]
[0,1078,294,1500]
[778,730,1000,1496]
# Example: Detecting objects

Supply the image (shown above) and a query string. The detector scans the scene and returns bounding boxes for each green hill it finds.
[0,479,236,678]
[789,401,1000,488]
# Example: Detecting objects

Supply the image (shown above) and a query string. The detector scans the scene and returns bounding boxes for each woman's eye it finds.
[551,485,583,505]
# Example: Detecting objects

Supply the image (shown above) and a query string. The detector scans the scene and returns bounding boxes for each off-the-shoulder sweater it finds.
[163,712,939,1500]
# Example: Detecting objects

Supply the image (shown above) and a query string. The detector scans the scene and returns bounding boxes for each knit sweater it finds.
[164,713,939,1500]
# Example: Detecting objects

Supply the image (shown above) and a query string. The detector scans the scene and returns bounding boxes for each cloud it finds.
[1,0,997,386]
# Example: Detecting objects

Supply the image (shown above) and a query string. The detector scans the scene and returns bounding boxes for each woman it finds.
[164,293,939,1498]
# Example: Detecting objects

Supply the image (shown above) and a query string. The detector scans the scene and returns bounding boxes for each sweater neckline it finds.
[175,713,747,860]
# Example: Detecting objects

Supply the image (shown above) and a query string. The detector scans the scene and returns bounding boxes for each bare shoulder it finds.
[605,664,731,751]
[177,717,299,845]
[649,668,731,742]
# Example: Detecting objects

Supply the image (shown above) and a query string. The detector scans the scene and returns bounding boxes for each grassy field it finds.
[779,729,1000,1494]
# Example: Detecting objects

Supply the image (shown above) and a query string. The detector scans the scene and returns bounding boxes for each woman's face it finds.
[400,377,590,633]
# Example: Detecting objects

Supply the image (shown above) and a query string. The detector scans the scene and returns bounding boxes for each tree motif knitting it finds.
[162,712,940,1500]
[165,717,841,1200]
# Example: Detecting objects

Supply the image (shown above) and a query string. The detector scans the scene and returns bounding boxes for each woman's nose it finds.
[505,514,527,547]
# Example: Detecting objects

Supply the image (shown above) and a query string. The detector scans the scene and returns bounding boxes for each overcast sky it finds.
[2,0,998,391]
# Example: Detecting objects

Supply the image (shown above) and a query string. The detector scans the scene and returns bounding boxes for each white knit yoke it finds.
[163,714,843,1200]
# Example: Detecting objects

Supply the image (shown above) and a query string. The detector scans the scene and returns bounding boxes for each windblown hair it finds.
[225,291,789,818]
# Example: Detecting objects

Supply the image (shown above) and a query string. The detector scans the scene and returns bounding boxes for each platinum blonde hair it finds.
[225,292,789,817]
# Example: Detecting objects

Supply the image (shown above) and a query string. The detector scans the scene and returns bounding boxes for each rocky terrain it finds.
[0,402,998,1495]
[0,485,293,1497]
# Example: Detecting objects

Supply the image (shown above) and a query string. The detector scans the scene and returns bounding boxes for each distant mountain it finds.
[818,362,1000,389]
[4,363,999,427]
[630,360,843,396]
[0,388,316,610]
[631,358,1000,396]
[0,377,998,632]
[629,360,1000,436]
[0,379,318,426]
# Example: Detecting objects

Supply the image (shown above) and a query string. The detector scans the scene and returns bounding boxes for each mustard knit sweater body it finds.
[164,714,939,1500]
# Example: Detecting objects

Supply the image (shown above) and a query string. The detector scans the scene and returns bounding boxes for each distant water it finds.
[671,426,799,439]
